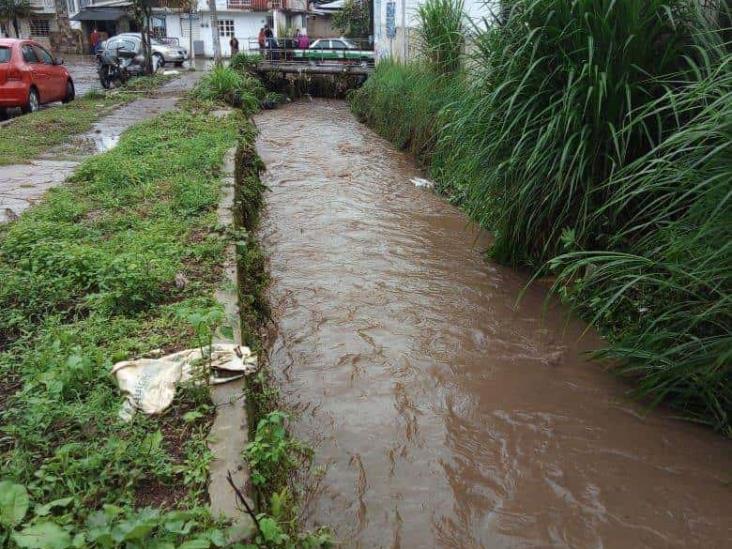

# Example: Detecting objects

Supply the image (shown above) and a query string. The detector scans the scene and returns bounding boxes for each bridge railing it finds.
[243,37,373,51]
[243,49,374,67]
[241,38,374,68]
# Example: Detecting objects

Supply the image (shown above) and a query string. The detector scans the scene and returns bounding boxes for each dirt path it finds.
[0,71,202,224]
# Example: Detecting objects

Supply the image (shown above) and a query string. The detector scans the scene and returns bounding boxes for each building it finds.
[157,0,308,57]
[306,0,343,38]
[1,0,56,44]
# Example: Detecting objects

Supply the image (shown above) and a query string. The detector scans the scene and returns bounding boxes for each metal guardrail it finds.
[242,46,374,67]
[244,37,374,52]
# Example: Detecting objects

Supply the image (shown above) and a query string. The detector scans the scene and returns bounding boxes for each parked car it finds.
[101,34,187,67]
[295,38,374,66]
[0,38,74,119]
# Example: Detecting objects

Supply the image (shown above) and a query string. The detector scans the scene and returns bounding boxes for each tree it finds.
[207,0,222,65]
[0,0,37,38]
[130,0,154,74]
[332,0,371,38]
[52,0,74,52]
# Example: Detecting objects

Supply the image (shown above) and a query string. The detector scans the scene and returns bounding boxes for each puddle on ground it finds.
[0,72,201,223]
[254,100,732,549]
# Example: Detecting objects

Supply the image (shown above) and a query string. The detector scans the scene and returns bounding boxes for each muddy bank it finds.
[254,100,731,548]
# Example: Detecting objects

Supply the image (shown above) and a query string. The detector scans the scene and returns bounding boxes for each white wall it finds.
[165,11,267,57]
[373,0,498,62]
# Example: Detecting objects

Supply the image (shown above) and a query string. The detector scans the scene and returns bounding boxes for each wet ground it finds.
[64,54,101,97]
[0,70,202,223]
[255,100,732,548]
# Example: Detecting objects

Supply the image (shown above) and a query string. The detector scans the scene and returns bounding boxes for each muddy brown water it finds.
[254,100,731,548]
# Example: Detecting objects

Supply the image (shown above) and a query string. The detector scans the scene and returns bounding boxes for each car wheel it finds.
[153,53,164,70]
[174,61,184,67]
[21,88,39,114]
[0,107,7,121]
[62,80,75,103]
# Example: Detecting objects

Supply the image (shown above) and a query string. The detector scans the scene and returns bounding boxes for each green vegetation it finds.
[233,139,333,548]
[351,0,732,432]
[0,103,252,546]
[415,0,464,75]
[192,67,266,114]
[229,53,262,74]
[0,74,174,166]
[332,0,371,38]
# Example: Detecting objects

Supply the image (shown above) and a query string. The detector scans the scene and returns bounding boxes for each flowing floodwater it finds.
[254,100,731,548]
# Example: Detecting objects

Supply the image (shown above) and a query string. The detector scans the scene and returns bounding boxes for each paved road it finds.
[1,56,211,123]
[0,69,204,224]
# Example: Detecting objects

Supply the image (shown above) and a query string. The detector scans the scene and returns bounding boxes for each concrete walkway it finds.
[0,70,203,224]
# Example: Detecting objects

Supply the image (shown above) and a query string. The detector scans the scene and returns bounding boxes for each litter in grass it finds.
[112,343,257,420]
[411,177,435,189]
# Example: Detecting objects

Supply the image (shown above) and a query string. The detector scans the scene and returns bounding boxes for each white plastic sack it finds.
[112,343,257,421]
[411,177,435,189]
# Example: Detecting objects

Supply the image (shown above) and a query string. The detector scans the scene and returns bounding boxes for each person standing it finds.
[229,36,239,56]
[257,27,266,54]
[264,25,276,60]
[297,29,309,49]
[90,27,100,55]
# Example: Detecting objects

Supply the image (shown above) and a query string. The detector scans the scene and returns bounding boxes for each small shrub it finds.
[192,66,265,114]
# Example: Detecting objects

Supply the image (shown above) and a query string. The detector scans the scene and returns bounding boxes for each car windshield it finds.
[0,47,10,63]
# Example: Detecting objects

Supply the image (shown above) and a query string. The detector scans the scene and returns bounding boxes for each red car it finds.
[0,38,75,120]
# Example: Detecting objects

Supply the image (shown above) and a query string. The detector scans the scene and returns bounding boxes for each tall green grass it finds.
[351,0,732,432]
[548,51,731,431]
[415,0,465,74]
[350,60,466,168]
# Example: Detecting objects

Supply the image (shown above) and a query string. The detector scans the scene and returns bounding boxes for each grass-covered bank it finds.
[0,102,253,546]
[0,74,173,166]
[230,113,333,549]
[350,0,731,432]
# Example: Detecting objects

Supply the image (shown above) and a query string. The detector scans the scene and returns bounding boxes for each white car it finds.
[104,34,187,67]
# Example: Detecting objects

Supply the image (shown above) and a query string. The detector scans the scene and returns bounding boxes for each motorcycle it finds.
[97,42,157,89]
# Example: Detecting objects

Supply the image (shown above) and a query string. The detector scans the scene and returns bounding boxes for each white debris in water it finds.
[411,177,435,189]
[162,70,181,76]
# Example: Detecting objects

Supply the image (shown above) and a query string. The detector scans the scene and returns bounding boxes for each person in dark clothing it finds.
[229,36,239,56]
[263,26,277,60]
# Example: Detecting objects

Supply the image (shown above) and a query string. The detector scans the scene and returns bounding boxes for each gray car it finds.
[103,34,187,67]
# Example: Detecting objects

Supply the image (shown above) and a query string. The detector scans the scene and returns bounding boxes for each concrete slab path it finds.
[0,70,203,224]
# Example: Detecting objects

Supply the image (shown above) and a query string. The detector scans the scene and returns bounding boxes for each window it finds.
[0,47,10,63]
[29,19,50,37]
[108,37,139,53]
[217,19,234,38]
[22,45,38,63]
[330,40,347,49]
[312,40,329,49]
[33,45,53,64]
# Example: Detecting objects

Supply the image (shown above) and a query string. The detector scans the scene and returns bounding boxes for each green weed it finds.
[0,107,255,543]
[351,1,732,431]
[192,66,266,114]
[415,0,465,75]
[0,74,175,165]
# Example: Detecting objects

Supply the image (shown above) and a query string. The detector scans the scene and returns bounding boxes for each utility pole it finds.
[207,0,222,65]
[401,0,406,60]
[188,10,193,64]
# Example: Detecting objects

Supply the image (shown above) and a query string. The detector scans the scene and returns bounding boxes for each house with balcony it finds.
[0,0,56,44]
[156,0,308,58]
